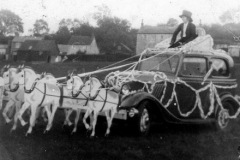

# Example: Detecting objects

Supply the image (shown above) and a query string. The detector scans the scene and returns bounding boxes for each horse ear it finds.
[67,70,71,76]
[7,65,10,68]
[21,64,24,68]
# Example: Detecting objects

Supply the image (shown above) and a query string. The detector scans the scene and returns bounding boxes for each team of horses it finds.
[0,65,121,138]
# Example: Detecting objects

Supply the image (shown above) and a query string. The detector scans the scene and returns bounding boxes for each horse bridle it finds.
[71,76,87,98]
[23,70,39,94]
[9,69,22,92]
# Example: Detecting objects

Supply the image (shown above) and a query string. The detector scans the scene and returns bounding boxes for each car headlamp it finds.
[122,84,130,95]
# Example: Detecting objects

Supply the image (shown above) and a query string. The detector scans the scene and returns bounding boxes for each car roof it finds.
[144,48,234,67]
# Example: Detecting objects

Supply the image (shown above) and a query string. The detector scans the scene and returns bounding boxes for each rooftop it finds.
[18,40,59,56]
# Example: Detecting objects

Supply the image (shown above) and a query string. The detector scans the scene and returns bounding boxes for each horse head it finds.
[84,77,102,97]
[16,66,37,90]
[67,75,83,92]
[1,65,10,87]
[9,66,21,90]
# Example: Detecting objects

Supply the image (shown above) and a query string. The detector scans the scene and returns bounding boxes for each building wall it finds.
[136,33,172,54]
[67,45,87,55]
[87,38,100,55]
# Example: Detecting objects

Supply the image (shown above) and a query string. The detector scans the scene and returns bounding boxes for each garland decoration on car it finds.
[105,70,239,119]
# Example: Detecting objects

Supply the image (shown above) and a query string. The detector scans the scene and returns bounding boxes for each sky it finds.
[0,0,240,35]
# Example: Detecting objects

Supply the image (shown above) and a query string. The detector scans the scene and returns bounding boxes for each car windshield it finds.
[138,54,179,73]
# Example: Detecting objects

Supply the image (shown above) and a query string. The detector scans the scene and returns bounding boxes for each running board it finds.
[81,109,128,120]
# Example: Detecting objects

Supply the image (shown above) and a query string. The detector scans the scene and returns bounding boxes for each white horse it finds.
[16,68,89,135]
[65,75,93,134]
[2,66,25,131]
[82,77,120,137]
[3,66,56,131]
[14,67,59,135]
[0,65,10,110]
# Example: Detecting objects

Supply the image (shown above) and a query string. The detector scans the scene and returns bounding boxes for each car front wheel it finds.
[136,101,152,136]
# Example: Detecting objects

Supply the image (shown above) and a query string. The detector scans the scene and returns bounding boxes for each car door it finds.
[165,55,210,121]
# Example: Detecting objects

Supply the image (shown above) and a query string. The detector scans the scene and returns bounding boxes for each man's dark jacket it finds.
[170,22,197,45]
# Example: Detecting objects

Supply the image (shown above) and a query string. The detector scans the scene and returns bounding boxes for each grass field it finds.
[1,60,240,160]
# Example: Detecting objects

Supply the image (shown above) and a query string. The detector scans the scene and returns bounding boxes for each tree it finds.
[0,9,23,36]
[55,26,71,44]
[166,18,178,27]
[95,16,132,53]
[72,23,95,36]
[32,19,50,36]
[59,18,73,30]
[219,6,240,23]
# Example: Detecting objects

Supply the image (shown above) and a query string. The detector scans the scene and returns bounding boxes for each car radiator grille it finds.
[151,83,165,100]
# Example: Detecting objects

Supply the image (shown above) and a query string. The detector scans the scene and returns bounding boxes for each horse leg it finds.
[89,111,94,130]
[26,104,38,136]
[65,109,73,126]
[18,102,30,126]
[34,106,41,125]
[90,110,98,138]
[83,108,93,131]
[72,109,81,134]
[11,101,21,131]
[105,108,116,137]
[2,100,14,123]
[43,105,51,127]
[41,107,48,122]
[45,105,58,132]
[0,87,3,110]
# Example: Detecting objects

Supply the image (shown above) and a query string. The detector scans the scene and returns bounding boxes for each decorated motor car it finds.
[104,28,240,136]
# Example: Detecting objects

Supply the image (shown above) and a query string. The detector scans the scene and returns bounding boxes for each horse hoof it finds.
[44,130,49,134]
[5,119,12,124]
[25,133,29,137]
[10,128,16,133]
[90,135,95,139]
[21,122,28,126]
[105,134,109,138]
[43,118,48,122]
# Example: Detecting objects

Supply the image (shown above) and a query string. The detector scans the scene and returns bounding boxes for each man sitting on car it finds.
[169,10,198,48]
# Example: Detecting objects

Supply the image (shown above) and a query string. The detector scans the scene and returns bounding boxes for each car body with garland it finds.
[109,36,240,136]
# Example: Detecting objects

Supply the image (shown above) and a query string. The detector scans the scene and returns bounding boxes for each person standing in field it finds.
[169,10,197,48]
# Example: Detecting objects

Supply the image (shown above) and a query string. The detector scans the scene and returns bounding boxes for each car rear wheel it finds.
[136,101,152,136]
[214,101,234,131]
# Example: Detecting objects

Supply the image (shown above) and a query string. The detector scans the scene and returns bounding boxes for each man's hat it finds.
[179,10,193,22]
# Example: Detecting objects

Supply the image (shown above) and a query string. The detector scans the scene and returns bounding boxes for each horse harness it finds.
[88,86,121,112]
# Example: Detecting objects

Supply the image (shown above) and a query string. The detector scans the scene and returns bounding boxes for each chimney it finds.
[141,19,144,28]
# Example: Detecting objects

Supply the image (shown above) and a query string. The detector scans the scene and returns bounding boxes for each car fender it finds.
[119,91,161,110]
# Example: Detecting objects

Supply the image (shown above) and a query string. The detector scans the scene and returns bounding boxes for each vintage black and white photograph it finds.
[0,0,240,159]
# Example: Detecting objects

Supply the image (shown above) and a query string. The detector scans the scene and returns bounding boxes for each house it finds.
[0,44,8,59]
[67,35,100,55]
[17,40,60,63]
[10,36,43,60]
[58,44,69,55]
[136,23,176,54]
